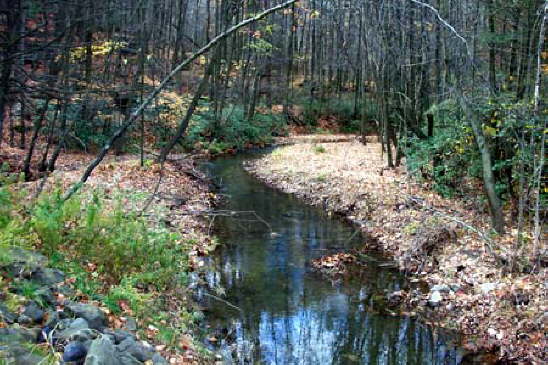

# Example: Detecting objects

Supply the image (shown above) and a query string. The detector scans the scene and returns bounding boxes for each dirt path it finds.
[245,136,546,364]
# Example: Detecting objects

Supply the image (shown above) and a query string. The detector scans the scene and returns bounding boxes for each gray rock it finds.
[3,248,48,277]
[63,341,88,362]
[31,268,65,286]
[67,328,100,343]
[0,327,41,344]
[152,353,169,365]
[103,329,135,344]
[124,317,137,331]
[428,291,443,307]
[57,285,76,297]
[71,318,89,328]
[0,344,46,365]
[58,318,91,340]
[44,309,60,328]
[16,314,33,325]
[22,301,45,323]
[34,287,55,306]
[117,353,142,365]
[0,303,17,324]
[102,333,116,344]
[431,284,451,293]
[66,303,106,330]
[117,337,154,362]
[84,337,117,365]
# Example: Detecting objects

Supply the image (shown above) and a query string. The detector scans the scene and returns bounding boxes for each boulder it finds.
[117,337,155,362]
[103,329,135,344]
[3,248,48,277]
[0,344,46,365]
[124,317,137,331]
[33,287,56,306]
[44,309,61,328]
[22,301,45,323]
[117,353,142,365]
[57,318,91,340]
[66,303,106,330]
[0,327,41,344]
[84,337,117,365]
[0,303,17,324]
[66,328,100,343]
[17,314,33,325]
[63,341,88,362]
[31,268,65,286]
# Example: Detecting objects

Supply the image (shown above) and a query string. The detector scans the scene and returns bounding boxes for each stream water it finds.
[199,154,464,364]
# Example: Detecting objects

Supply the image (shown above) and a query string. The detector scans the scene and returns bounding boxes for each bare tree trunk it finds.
[533,2,547,115]
[157,62,213,163]
[63,0,298,201]
[460,97,505,234]
[23,98,50,180]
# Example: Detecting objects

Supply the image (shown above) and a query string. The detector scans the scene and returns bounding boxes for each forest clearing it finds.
[0,0,546,364]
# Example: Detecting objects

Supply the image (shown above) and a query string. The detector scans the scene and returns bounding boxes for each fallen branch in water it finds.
[201,292,242,313]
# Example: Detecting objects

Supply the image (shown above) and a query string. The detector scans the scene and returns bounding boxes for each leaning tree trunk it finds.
[461,98,505,234]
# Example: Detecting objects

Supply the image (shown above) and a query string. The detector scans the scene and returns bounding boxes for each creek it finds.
[199,154,463,364]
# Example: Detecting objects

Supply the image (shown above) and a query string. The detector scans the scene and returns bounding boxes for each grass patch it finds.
[313,145,327,154]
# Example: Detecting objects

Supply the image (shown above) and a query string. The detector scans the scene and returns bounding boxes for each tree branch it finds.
[408,0,471,57]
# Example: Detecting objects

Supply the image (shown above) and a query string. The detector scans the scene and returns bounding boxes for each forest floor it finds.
[1,146,218,364]
[246,136,546,364]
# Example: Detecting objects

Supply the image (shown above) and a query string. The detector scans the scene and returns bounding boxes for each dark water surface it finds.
[199,154,463,364]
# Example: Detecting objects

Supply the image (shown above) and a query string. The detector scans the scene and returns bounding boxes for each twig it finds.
[139,163,165,216]
[404,195,505,265]
[408,0,471,57]
[201,292,243,313]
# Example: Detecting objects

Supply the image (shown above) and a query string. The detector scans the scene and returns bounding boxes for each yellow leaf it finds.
[483,125,497,137]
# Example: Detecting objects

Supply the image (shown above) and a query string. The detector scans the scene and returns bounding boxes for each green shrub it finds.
[313,145,326,154]
[405,95,542,200]
[0,187,193,299]
[184,103,286,152]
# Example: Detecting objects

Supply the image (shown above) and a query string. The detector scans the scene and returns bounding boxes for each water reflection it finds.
[201,155,462,364]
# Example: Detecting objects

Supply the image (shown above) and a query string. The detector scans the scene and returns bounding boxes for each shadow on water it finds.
[198,154,465,364]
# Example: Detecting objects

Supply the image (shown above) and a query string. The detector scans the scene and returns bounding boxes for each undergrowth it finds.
[184,103,287,153]
[0,184,198,323]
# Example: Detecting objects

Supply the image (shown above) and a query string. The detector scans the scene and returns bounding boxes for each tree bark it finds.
[460,97,505,234]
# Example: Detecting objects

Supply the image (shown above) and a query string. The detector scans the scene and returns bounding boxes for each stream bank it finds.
[245,137,546,364]
[1,154,218,364]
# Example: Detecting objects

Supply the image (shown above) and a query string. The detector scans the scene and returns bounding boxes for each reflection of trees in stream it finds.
[201,157,461,364]
[207,259,460,364]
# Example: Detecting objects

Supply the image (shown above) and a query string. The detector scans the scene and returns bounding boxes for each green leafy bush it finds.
[28,189,189,288]
[184,103,286,152]
[404,100,481,197]
[405,95,543,201]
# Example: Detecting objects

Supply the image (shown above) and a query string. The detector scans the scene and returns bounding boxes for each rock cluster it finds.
[0,248,168,364]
